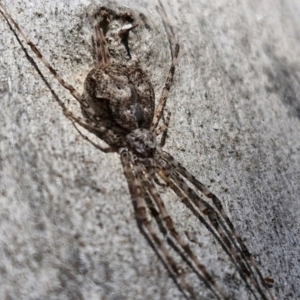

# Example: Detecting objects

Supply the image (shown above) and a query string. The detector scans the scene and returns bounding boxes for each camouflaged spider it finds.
[0,2,275,299]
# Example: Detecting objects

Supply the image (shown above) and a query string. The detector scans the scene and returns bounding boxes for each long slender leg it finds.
[151,43,179,131]
[169,176,265,299]
[71,122,115,153]
[151,2,179,131]
[119,148,195,300]
[65,112,123,147]
[157,0,178,59]
[0,3,94,115]
[93,23,111,66]
[154,108,171,137]
[158,169,259,300]
[136,163,228,300]
[161,152,275,300]
[159,168,265,299]
[158,157,272,300]
[0,3,123,150]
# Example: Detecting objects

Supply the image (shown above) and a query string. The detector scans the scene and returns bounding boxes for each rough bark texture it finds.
[0,0,299,299]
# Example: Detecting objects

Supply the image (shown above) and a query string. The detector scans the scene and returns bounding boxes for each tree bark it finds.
[0,0,299,299]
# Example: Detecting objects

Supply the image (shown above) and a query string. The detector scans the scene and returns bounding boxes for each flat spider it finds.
[0,2,275,299]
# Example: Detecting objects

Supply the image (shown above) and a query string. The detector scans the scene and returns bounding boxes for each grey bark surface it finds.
[0,0,299,299]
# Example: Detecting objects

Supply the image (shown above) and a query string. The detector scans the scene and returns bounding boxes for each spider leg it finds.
[0,3,94,115]
[157,0,178,59]
[119,148,195,300]
[163,152,276,298]
[138,165,229,300]
[65,112,123,147]
[151,43,179,131]
[159,154,274,300]
[93,23,111,66]
[71,121,115,153]
[158,167,263,300]
[153,174,167,187]
[154,108,171,147]
[0,4,122,150]
[154,108,171,137]
[151,3,179,131]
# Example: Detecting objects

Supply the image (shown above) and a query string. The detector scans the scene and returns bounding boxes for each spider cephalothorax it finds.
[0,2,275,300]
[126,128,157,157]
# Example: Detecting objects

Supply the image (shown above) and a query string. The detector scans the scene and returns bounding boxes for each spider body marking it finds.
[83,63,155,132]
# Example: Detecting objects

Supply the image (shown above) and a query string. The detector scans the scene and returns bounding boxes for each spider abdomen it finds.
[83,63,155,131]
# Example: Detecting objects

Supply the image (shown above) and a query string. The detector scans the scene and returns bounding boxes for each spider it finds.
[0,2,275,299]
